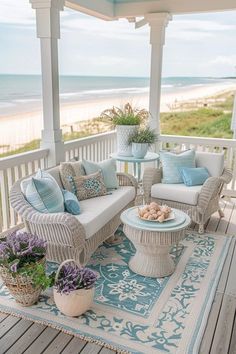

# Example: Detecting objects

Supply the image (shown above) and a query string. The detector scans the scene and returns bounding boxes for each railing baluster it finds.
[0,170,10,232]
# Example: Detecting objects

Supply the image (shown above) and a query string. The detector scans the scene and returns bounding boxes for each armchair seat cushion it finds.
[75,186,135,239]
[151,183,202,205]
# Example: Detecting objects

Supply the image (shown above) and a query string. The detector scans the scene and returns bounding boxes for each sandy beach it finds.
[0,81,236,151]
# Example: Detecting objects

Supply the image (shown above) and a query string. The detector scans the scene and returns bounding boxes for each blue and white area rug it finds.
[0,231,231,354]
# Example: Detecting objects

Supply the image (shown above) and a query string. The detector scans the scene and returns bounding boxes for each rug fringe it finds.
[0,308,131,354]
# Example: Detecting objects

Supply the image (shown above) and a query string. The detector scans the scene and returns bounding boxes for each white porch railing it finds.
[0,149,49,235]
[0,132,235,236]
[64,131,116,162]
[159,135,236,195]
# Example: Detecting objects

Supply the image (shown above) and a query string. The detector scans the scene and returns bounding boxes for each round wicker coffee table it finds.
[120,206,191,278]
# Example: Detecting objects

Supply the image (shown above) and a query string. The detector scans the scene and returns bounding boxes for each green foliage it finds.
[128,127,158,146]
[100,102,148,126]
[161,108,233,139]
[20,263,55,290]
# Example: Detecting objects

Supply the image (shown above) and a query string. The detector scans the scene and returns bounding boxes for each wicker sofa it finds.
[10,166,137,264]
[143,151,232,233]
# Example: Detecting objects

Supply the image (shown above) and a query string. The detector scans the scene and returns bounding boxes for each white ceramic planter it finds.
[116,125,138,156]
[131,143,149,159]
[54,287,95,317]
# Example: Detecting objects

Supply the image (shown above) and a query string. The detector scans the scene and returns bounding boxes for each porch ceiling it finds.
[66,0,236,20]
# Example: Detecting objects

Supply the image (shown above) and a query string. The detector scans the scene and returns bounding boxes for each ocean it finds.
[1,74,235,117]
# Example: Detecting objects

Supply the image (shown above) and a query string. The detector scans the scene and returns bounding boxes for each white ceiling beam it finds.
[114,0,236,18]
[65,0,114,20]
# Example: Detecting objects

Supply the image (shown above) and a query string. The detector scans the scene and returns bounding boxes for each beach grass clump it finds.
[100,102,148,126]
[161,108,233,138]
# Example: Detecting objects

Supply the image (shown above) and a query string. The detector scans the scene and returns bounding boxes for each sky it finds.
[0,0,236,77]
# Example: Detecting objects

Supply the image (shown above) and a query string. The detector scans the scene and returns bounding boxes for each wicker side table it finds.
[120,207,191,278]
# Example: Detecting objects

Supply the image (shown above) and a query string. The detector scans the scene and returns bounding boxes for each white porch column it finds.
[231,93,236,139]
[30,0,65,167]
[145,13,172,135]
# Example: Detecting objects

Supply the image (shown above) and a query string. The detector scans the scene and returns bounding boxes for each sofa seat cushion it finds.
[75,186,135,239]
[151,183,202,205]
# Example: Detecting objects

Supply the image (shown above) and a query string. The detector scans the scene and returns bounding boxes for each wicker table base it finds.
[121,207,191,278]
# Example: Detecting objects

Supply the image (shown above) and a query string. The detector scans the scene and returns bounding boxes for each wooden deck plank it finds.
[0,315,20,339]
[24,327,59,354]
[79,342,102,354]
[227,203,236,235]
[42,332,73,354]
[60,337,87,354]
[225,237,236,297]
[216,200,234,234]
[199,238,235,353]
[0,318,32,353]
[0,313,8,323]
[210,294,236,354]
[99,348,116,354]
[229,312,236,354]
[6,323,46,354]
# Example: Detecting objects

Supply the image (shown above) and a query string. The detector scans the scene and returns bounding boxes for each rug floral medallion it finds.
[0,229,231,354]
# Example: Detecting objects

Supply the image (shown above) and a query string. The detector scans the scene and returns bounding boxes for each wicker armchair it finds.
[143,154,232,234]
[10,169,138,265]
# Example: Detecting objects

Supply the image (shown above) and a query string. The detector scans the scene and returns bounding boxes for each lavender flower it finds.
[55,263,98,295]
[0,231,47,273]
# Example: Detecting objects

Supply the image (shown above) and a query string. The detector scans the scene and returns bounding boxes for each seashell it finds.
[158,214,165,223]
[152,213,158,219]
[143,213,149,219]
[148,215,155,220]
[149,209,156,215]
[149,202,159,210]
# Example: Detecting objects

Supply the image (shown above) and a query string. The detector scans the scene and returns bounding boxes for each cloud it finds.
[0,0,35,26]
[167,19,236,41]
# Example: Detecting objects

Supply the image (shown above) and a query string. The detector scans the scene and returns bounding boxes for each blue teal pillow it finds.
[82,158,118,190]
[25,169,64,213]
[179,167,210,186]
[160,150,196,184]
[62,189,80,215]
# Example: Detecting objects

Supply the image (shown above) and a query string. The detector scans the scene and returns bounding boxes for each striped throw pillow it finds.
[25,169,64,213]
[160,150,196,184]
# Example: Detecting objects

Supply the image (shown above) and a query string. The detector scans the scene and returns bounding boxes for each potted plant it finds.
[128,127,157,158]
[54,259,98,317]
[0,231,53,306]
[101,102,148,156]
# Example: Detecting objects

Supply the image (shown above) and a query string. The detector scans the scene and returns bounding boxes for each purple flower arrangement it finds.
[55,263,98,295]
[0,231,46,273]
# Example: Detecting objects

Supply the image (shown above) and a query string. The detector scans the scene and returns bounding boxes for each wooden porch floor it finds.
[0,198,235,354]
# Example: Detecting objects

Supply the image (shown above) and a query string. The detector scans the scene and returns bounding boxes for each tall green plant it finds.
[100,102,148,126]
[128,127,157,146]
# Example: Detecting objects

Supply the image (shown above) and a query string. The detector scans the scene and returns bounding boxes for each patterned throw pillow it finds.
[59,161,85,192]
[69,171,108,201]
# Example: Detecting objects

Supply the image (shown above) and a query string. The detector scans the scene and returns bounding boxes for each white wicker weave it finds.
[143,167,232,233]
[10,170,138,265]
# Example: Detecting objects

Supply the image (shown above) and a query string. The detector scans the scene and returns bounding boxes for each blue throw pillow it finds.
[82,158,119,190]
[179,167,210,186]
[160,150,196,184]
[62,189,80,215]
[25,169,64,213]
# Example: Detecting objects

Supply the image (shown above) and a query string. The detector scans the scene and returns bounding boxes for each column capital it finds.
[30,0,64,38]
[145,12,172,45]
[30,0,64,11]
